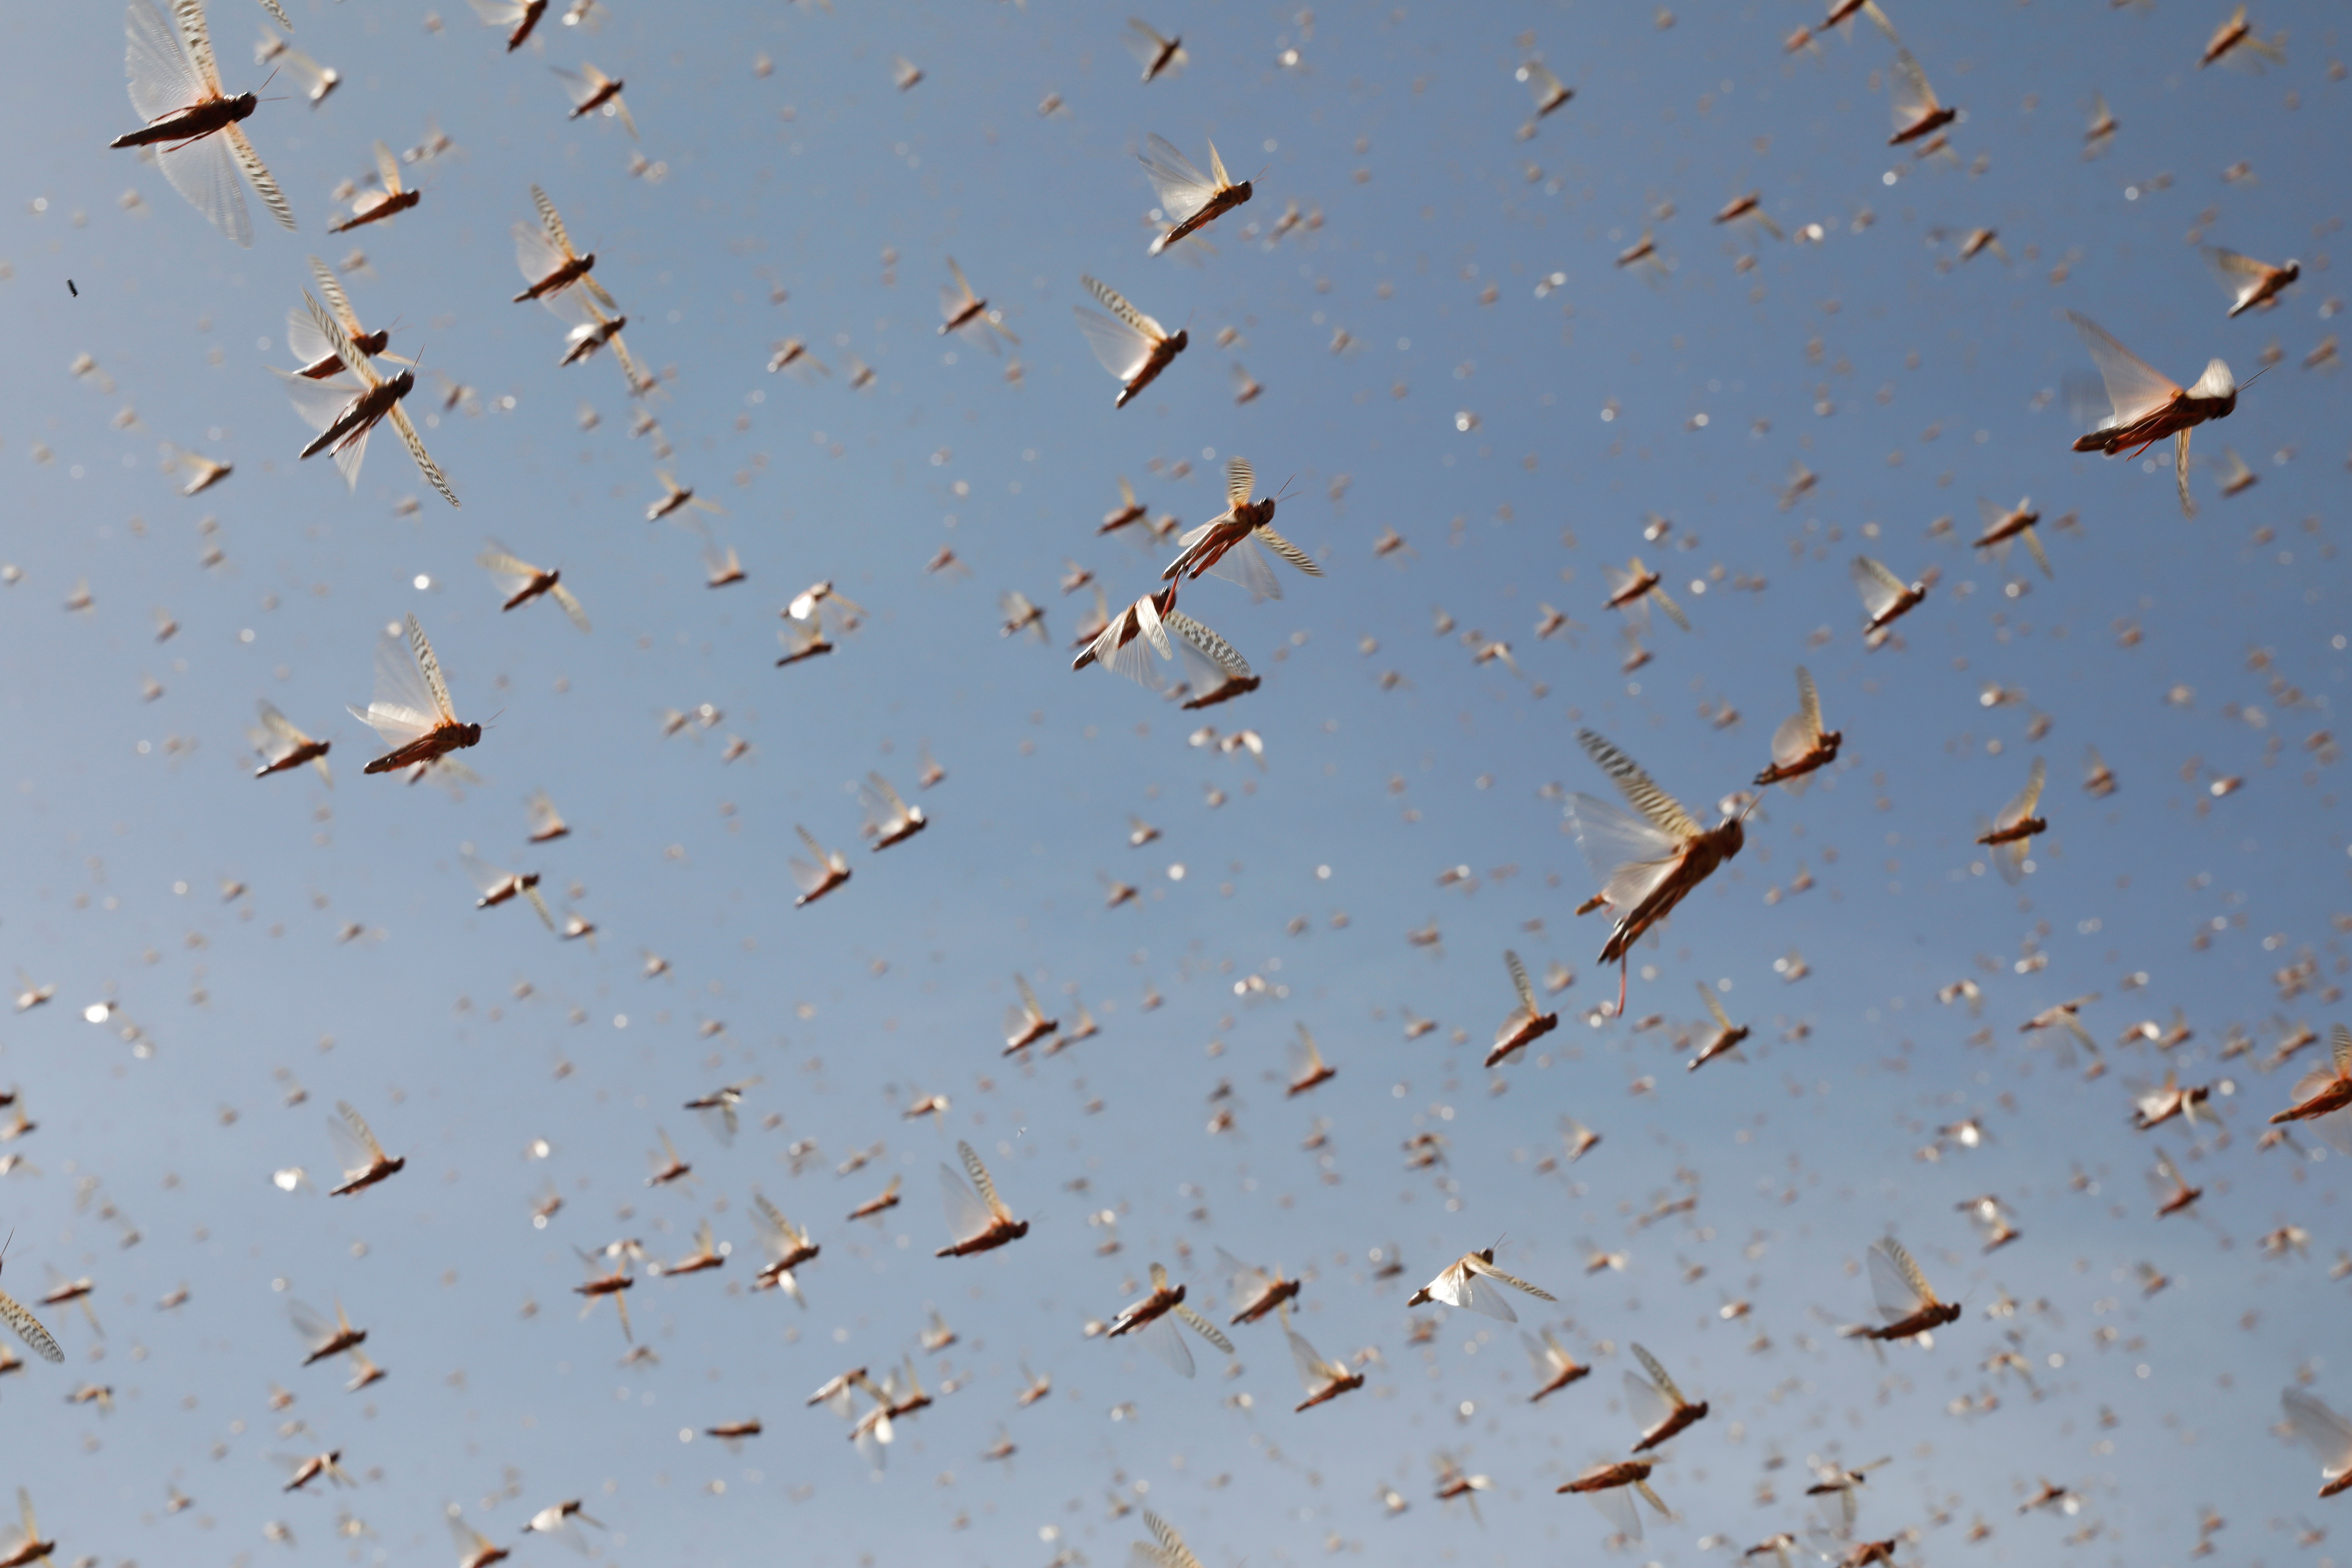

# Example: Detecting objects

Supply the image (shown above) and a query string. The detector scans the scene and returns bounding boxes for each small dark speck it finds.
[67,279,77,297]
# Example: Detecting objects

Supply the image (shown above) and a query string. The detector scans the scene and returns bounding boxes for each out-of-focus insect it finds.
[1214,1246,1302,1324]
[856,773,927,849]
[449,1515,508,1568]
[2083,91,2118,156]
[1624,1342,1708,1450]
[1514,58,1573,138]
[689,520,746,587]
[1887,49,1957,145]
[892,54,923,91]
[1107,1262,1234,1377]
[1139,135,1250,253]
[1231,361,1263,404]
[776,617,832,666]
[2066,311,2239,519]
[1015,1361,1051,1407]
[1100,477,1149,536]
[111,0,295,248]
[1561,1459,1673,1541]
[278,293,456,505]
[2131,1070,2213,1131]
[938,257,1018,351]
[2083,746,2117,798]
[1838,1238,1961,1346]
[326,142,419,234]
[525,790,569,844]
[1754,666,1840,790]
[460,848,551,926]
[1130,1509,1210,1568]
[289,1298,364,1366]
[1126,19,1186,81]
[0,1236,66,1366]
[1523,1327,1591,1401]
[1433,1452,1492,1521]
[2283,1387,2352,1497]
[327,1101,404,1196]
[654,1220,724,1278]
[1565,729,1748,1011]
[277,1450,354,1493]
[1959,1193,2022,1251]
[1486,950,1559,1068]
[846,1176,901,1224]
[2148,1148,2203,1217]
[1973,496,2053,578]
[249,700,332,784]
[468,0,547,50]
[1851,555,1925,641]
[1973,757,2047,882]
[2212,445,2259,497]
[2270,1025,2352,1152]
[2207,246,2299,317]
[1282,1310,1364,1411]
[1001,590,1048,641]
[1687,984,1750,1072]
[1408,1246,1557,1322]
[789,825,852,907]
[751,1192,818,1303]
[1004,975,1059,1053]
[479,542,590,631]
[555,61,635,137]
[1713,190,1783,240]
[1285,1022,1337,1096]
[1162,459,1316,598]
[646,471,719,524]
[1603,556,1690,633]
[682,1079,757,1146]
[2200,4,2283,69]
[1076,275,1188,405]
[936,1141,1027,1257]
[174,447,232,495]
[350,615,479,775]
[573,1245,633,1340]
[521,1499,603,1547]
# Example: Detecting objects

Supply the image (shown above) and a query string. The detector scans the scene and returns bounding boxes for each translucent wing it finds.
[2066,311,2184,429]
[1145,1510,1207,1568]
[515,218,569,288]
[1577,730,1702,839]
[1504,950,1538,1011]
[1649,582,1691,632]
[1446,1269,1521,1323]
[388,405,458,507]
[156,126,251,248]
[288,1297,334,1348]
[225,125,295,233]
[1587,1483,1645,1542]
[1074,305,1154,381]
[1214,1246,1272,1312]
[958,1141,1009,1221]
[1867,1239,1930,1321]
[1564,791,1683,911]
[1286,1322,1339,1393]
[125,0,204,125]
[1521,59,1568,108]
[304,290,376,384]
[1138,133,1219,221]
[1850,556,1908,618]
[2336,1023,2352,1077]
[0,1288,65,1364]
[1624,1366,1676,1436]
[326,1104,378,1178]
[255,699,310,750]
[478,543,539,597]
[1630,1342,1682,1402]
[1996,758,2046,831]
[405,615,457,723]
[1286,1024,1325,1083]
[1769,666,1824,767]
[1466,1252,1555,1302]
[1226,457,1255,508]
[1200,534,1284,602]
[532,183,574,253]
[1165,612,1252,684]
[372,140,402,195]
[2285,1387,2352,1480]
[348,620,440,751]
[1699,982,1732,1031]
[1132,1311,1196,1377]
[1889,49,1942,128]
[938,1162,994,1243]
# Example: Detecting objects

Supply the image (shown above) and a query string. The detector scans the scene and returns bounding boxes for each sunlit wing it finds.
[325,1108,374,1180]
[405,615,457,723]
[126,0,205,125]
[1467,1253,1555,1302]
[2285,1387,2352,1478]
[937,1162,994,1242]
[1851,556,1908,617]
[1138,133,1219,220]
[1132,1310,1196,1377]
[173,0,223,94]
[1866,1239,1929,1321]
[1286,1323,1340,1393]
[1200,535,1284,601]
[1700,983,1733,1032]
[1074,304,1154,381]
[1579,729,1702,839]
[1631,1342,1683,1402]
[157,126,252,248]
[1586,1482,1645,1542]
[1889,49,1941,127]
[2066,311,2183,427]
[1623,1366,1676,1435]
[1564,792,1683,911]
[958,1141,1010,1220]
[478,545,538,596]
[373,139,402,196]
[1226,458,1255,508]
[1996,758,2047,831]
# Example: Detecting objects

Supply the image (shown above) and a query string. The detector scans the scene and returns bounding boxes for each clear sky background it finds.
[4,1,2350,1565]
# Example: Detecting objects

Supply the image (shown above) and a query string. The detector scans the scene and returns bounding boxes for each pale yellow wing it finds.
[172,0,222,92]
[1577,729,1702,840]
[958,1141,1011,1222]
[1226,457,1254,508]
[1504,950,1537,1011]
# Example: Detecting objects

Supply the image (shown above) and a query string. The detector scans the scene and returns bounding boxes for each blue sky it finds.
[3,1,2349,1564]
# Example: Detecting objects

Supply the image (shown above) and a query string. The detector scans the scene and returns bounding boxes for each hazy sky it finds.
[5,2,2350,1566]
